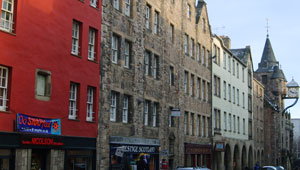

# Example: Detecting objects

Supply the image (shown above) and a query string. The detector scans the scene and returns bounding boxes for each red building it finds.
[0,0,101,169]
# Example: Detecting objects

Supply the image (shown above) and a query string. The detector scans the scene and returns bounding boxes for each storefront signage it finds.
[17,113,61,135]
[21,135,64,146]
[185,143,212,154]
[111,144,158,155]
[215,142,225,152]
[171,109,180,117]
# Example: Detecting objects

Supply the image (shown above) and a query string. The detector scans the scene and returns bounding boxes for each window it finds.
[169,66,174,86]
[152,55,159,79]
[124,40,131,68]
[190,38,194,57]
[233,115,236,132]
[113,0,120,10]
[125,0,131,16]
[88,28,96,61]
[213,75,220,97]
[202,18,205,32]
[228,84,231,102]
[184,71,188,94]
[0,66,8,111]
[243,118,245,135]
[223,52,226,69]
[69,83,78,120]
[242,68,245,82]
[214,108,220,130]
[190,74,194,96]
[170,24,174,43]
[145,5,151,29]
[237,89,239,106]
[111,34,119,64]
[223,81,226,100]
[197,115,200,136]
[201,47,205,65]
[36,70,51,100]
[152,103,158,127]
[202,116,206,137]
[224,112,227,131]
[187,4,191,19]
[86,86,95,122]
[154,11,159,34]
[190,113,194,135]
[232,59,235,75]
[121,95,129,123]
[197,78,200,99]
[233,86,235,104]
[144,100,150,126]
[242,92,245,108]
[184,112,188,135]
[196,43,200,62]
[0,0,14,32]
[228,113,232,131]
[237,116,240,133]
[206,50,209,67]
[110,91,117,121]
[201,80,205,101]
[237,63,239,78]
[90,0,98,8]
[71,20,81,55]
[206,82,209,102]
[228,56,231,72]
[144,51,150,75]
[184,34,188,54]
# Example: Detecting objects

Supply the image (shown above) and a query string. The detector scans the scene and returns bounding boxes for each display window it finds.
[0,149,14,170]
[66,150,94,170]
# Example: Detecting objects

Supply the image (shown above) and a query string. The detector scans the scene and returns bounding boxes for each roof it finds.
[256,37,279,72]
[230,48,248,65]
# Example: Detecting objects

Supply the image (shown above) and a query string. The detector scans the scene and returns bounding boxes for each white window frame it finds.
[112,34,118,64]
[152,55,158,78]
[144,51,150,75]
[86,87,94,121]
[196,43,200,62]
[124,41,130,68]
[154,11,159,34]
[110,91,117,121]
[184,71,188,94]
[71,21,80,55]
[145,5,150,29]
[152,103,157,127]
[190,38,194,57]
[144,101,149,126]
[113,0,119,10]
[184,34,188,54]
[0,0,14,32]
[122,95,129,123]
[0,66,8,111]
[125,0,131,16]
[90,0,98,8]
[69,83,78,120]
[88,28,96,61]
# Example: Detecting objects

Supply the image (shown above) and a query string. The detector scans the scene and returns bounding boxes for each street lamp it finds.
[282,78,299,113]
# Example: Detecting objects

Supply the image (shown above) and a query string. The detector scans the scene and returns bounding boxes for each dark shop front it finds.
[109,136,160,170]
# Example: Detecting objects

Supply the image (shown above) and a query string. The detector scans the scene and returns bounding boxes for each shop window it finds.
[0,149,14,170]
[67,150,94,170]
[35,69,51,101]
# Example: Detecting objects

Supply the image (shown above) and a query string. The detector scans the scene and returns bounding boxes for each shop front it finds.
[184,143,212,169]
[109,136,160,170]
[0,113,96,170]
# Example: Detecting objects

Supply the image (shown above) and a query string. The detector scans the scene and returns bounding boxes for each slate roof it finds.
[230,47,249,66]
[256,37,279,72]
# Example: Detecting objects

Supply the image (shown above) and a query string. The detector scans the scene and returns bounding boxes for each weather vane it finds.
[266,18,270,38]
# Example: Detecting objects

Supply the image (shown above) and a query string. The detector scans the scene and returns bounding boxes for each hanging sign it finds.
[17,113,61,135]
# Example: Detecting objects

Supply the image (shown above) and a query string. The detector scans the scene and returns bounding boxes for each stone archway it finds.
[224,144,232,170]
[248,146,253,168]
[233,145,240,170]
[241,145,247,169]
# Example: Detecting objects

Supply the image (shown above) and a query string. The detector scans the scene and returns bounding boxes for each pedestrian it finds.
[254,162,260,170]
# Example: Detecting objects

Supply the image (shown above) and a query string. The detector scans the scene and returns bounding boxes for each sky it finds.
[204,0,300,118]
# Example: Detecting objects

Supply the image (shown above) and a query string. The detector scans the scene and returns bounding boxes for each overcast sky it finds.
[205,0,300,118]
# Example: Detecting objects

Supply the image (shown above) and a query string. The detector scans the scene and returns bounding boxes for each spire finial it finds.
[266,18,270,38]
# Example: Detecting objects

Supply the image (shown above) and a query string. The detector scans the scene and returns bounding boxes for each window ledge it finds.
[0,110,11,114]
[86,120,96,123]
[69,117,80,121]
[88,58,98,64]
[0,29,16,36]
[71,53,82,58]
[35,95,50,101]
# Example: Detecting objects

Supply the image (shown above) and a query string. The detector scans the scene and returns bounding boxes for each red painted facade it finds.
[0,0,101,137]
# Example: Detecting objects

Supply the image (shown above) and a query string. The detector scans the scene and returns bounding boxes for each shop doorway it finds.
[31,149,50,170]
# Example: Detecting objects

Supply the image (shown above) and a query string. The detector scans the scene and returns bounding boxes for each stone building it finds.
[99,0,212,169]
[254,35,293,169]
[253,78,265,164]
[211,35,255,170]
